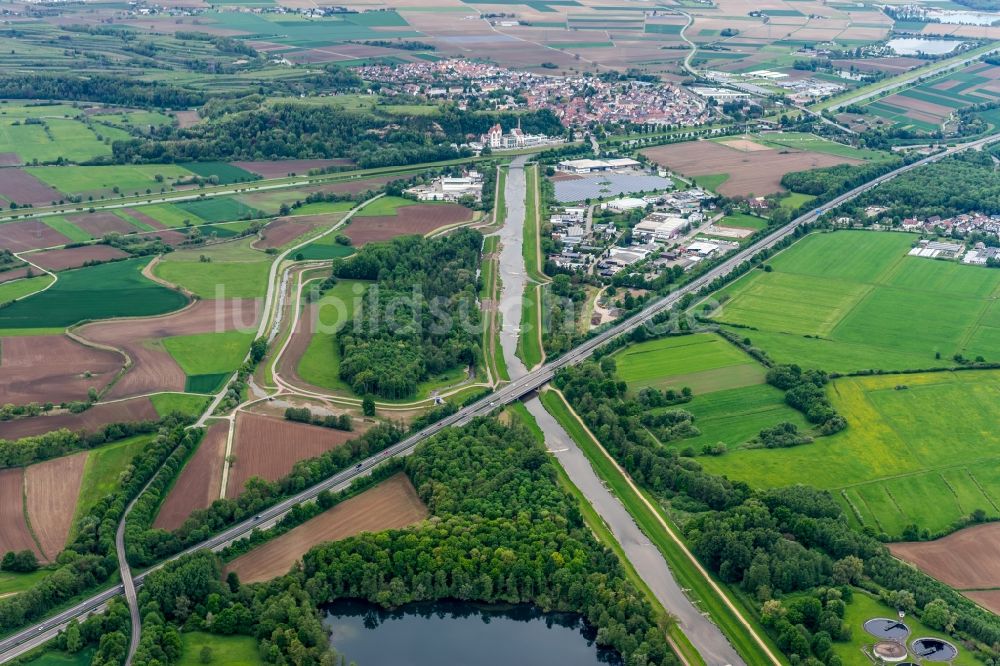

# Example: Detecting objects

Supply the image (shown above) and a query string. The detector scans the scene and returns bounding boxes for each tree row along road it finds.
[1,132,997,664]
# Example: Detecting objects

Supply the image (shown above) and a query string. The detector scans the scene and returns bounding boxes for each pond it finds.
[323,599,622,666]
[928,8,1000,26]
[886,38,966,56]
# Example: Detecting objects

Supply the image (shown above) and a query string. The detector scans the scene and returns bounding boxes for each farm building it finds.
[557,158,641,174]
[603,197,647,212]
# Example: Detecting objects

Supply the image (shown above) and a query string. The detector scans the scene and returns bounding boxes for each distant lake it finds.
[928,8,1000,25]
[323,599,622,666]
[887,38,966,56]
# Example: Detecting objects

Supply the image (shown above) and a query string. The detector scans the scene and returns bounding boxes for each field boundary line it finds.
[218,418,236,500]
[547,387,782,666]
[20,472,47,564]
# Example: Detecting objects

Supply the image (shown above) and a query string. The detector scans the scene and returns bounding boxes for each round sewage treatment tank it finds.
[873,641,907,662]
[911,637,958,662]
[864,618,910,640]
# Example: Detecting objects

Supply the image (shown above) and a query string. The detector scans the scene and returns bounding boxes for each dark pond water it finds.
[323,599,622,666]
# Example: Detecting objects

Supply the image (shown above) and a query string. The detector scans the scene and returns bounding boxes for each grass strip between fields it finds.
[539,389,787,666]
[507,401,704,666]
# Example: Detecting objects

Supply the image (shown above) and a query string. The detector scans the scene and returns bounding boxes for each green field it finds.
[778,191,816,212]
[164,331,254,375]
[0,118,111,164]
[0,259,188,329]
[136,203,205,228]
[293,200,355,216]
[177,632,263,666]
[692,173,729,192]
[27,646,96,666]
[175,197,262,223]
[355,195,416,217]
[296,279,367,392]
[711,231,1000,372]
[150,393,210,418]
[153,240,269,299]
[28,164,195,196]
[91,110,174,128]
[72,435,153,531]
[718,213,767,230]
[701,370,1000,539]
[0,275,54,306]
[753,132,887,161]
[614,333,766,393]
[0,569,49,597]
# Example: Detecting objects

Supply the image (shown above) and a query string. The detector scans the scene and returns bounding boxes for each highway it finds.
[0,131,996,664]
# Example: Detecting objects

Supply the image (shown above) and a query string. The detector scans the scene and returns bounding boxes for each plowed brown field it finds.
[25,452,86,561]
[890,522,1000,590]
[67,213,135,236]
[641,141,860,197]
[0,220,70,252]
[30,245,130,272]
[0,334,121,405]
[344,204,472,245]
[256,214,341,250]
[0,170,62,205]
[77,299,258,399]
[153,421,229,531]
[224,473,427,583]
[0,396,158,440]
[0,468,40,558]
[225,412,354,498]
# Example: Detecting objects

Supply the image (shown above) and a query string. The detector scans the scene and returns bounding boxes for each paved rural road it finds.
[524,397,744,666]
[2,132,998,665]
[495,155,530,380]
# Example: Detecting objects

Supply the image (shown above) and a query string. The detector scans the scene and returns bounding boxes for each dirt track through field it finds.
[224,473,427,583]
[0,468,41,558]
[76,298,259,399]
[153,421,228,531]
[0,334,122,405]
[225,412,354,498]
[890,522,1000,590]
[642,141,860,197]
[0,397,158,440]
[344,204,473,245]
[25,452,87,561]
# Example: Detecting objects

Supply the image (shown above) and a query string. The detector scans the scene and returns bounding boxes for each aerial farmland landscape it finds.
[0,0,998,664]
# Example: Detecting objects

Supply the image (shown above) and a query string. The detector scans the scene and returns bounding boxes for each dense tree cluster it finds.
[332,229,483,398]
[283,407,352,431]
[125,418,675,666]
[766,365,847,435]
[0,74,205,108]
[780,157,904,199]
[0,419,168,468]
[838,150,1000,221]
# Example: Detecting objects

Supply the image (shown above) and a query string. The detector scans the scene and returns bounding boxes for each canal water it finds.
[323,599,622,666]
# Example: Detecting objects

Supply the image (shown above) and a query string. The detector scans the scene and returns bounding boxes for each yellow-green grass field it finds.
[296,279,367,392]
[163,331,254,375]
[177,632,262,666]
[153,239,270,299]
[71,434,153,534]
[700,370,1000,539]
[0,275,54,307]
[136,203,206,228]
[0,118,112,164]
[710,231,1000,372]
[150,393,210,419]
[27,164,196,196]
[355,195,416,217]
[613,333,766,394]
